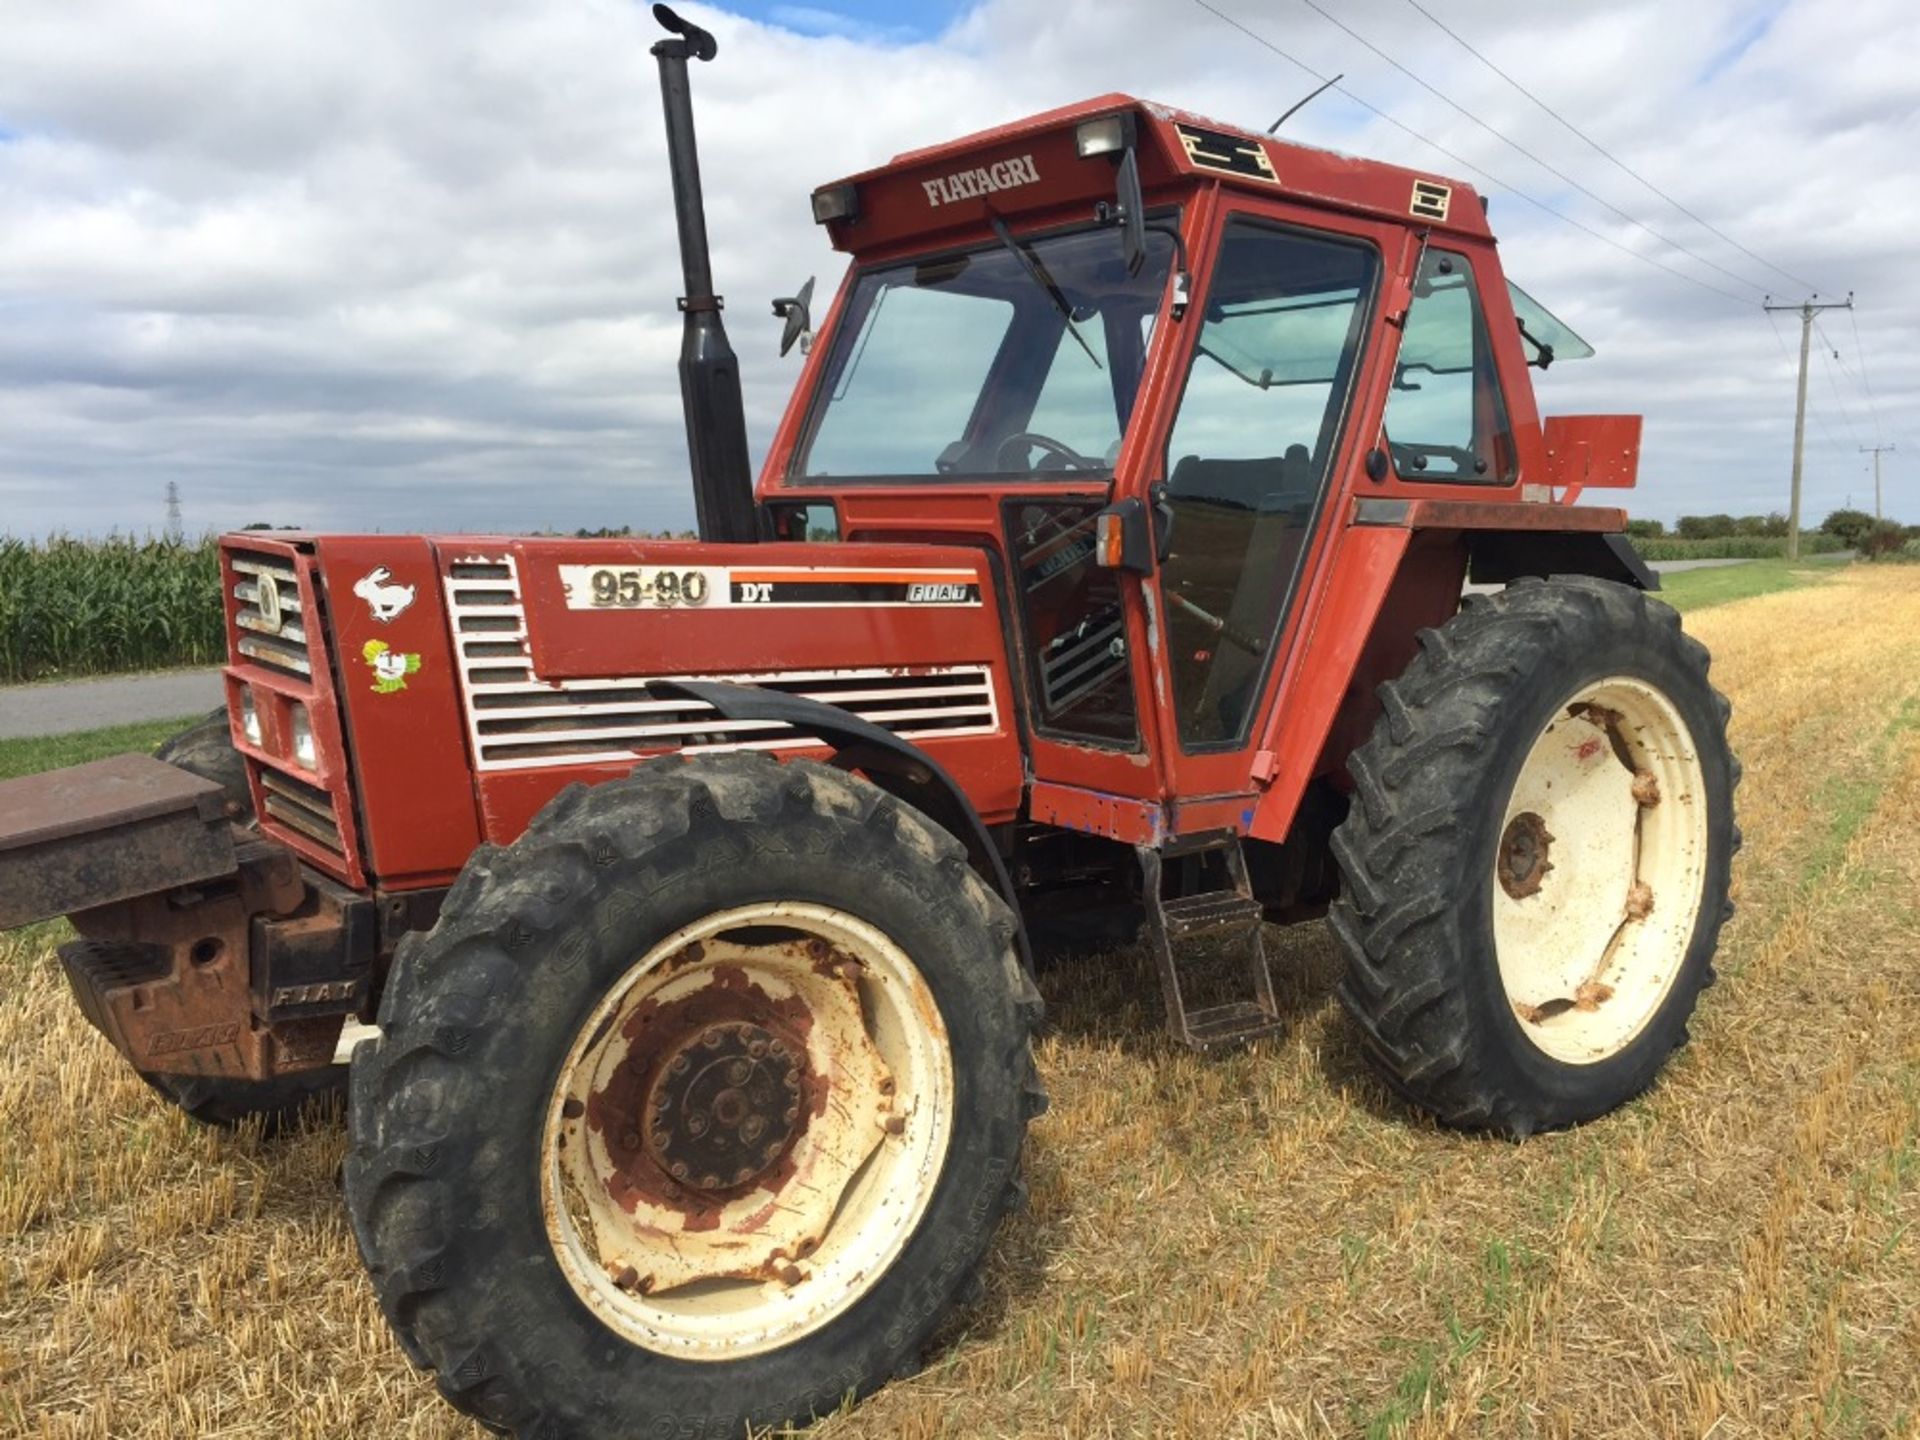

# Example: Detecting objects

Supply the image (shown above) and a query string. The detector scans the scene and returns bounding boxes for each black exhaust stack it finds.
[652,4,758,544]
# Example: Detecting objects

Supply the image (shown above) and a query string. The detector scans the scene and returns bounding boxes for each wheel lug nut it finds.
[562,1097,586,1120]
[670,1161,689,1179]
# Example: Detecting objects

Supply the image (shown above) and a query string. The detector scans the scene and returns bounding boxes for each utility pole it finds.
[1763,294,1853,558]
[1859,443,1895,520]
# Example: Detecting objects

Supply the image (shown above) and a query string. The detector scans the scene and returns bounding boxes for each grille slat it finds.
[445,556,1000,772]
[229,549,314,680]
[258,765,345,853]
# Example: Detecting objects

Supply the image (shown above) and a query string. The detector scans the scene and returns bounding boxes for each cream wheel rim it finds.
[540,902,954,1359]
[1491,675,1709,1065]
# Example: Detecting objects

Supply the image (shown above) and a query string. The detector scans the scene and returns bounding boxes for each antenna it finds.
[1269,73,1343,133]
[165,481,184,543]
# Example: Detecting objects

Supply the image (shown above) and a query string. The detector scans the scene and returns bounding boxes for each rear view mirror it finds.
[772,276,815,356]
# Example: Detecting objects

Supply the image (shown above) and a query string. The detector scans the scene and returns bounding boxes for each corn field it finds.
[0,535,224,682]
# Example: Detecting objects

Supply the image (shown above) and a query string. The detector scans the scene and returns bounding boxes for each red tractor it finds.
[0,8,1736,1435]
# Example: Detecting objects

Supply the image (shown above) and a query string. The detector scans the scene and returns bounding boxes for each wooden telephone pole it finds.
[1860,443,1895,520]
[1763,294,1853,558]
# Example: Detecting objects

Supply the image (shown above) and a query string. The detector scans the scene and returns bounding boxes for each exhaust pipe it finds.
[652,4,758,544]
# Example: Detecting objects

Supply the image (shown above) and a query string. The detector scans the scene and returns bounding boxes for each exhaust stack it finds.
[652,4,758,544]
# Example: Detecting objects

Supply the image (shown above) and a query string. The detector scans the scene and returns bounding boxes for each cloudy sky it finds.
[1,0,1911,539]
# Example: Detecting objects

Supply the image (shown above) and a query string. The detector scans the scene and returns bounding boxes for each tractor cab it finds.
[758,97,1626,846]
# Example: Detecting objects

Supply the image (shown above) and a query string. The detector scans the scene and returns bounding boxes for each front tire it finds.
[1329,576,1739,1137]
[344,752,1043,1437]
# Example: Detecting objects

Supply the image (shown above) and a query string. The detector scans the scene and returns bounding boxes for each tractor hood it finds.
[219,531,1023,889]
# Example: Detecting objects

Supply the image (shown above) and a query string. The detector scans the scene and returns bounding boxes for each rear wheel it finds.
[345,753,1043,1436]
[1329,576,1738,1136]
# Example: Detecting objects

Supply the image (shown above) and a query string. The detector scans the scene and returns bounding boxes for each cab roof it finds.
[813,93,1491,258]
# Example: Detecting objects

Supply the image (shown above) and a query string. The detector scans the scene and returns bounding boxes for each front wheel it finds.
[1330,576,1739,1137]
[344,753,1043,1437]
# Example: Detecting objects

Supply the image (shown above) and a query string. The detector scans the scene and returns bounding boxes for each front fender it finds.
[652,679,1033,975]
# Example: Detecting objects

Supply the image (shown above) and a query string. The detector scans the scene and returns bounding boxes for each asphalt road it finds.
[0,667,224,741]
[0,552,1854,741]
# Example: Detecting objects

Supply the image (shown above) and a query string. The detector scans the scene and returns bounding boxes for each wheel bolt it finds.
[562,1097,586,1120]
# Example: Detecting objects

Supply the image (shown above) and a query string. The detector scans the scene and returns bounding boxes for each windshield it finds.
[792,226,1177,482]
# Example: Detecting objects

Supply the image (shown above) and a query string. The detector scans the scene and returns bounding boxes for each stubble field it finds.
[3,565,1918,1439]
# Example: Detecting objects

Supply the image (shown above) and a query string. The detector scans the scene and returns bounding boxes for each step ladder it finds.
[1138,834,1283,1049]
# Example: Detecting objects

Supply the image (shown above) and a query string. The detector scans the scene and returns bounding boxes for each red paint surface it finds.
[223,93,1636,882]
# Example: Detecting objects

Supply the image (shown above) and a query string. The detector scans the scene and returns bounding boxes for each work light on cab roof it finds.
[0,6,1734,1438]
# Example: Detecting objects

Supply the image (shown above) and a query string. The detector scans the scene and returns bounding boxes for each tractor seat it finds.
[1167,445,1316,512]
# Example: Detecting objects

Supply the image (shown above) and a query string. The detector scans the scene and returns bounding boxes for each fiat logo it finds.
[256,573,284,634]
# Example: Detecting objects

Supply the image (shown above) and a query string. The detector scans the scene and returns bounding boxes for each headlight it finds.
[288,701,315,769]
[1075,114,1133,158]
[810,183,858,224]
[239,686,261,746]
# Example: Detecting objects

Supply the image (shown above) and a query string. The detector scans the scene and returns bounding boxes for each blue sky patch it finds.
[714,0,972,44]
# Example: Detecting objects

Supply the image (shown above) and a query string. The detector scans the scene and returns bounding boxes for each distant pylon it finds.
[165,482,184,543]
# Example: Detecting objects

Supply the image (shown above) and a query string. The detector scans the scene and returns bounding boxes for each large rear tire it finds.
[344,752,1044,1436]
[1329,576,1739,1137]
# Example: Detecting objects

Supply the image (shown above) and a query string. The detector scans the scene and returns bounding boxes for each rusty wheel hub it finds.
[1497,810,1555,900]
[643,1020,804,1193]
[542,902,955,1359]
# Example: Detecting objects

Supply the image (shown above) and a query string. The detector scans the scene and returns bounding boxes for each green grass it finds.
[0,715,203,782]
[1655,555,1846,613]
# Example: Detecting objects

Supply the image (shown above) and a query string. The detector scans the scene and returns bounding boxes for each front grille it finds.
[257,765,345,854]
[446,558,1000,772]
[229,552,311,677]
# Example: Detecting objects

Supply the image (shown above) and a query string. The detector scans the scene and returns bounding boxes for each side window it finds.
[1159,220,1377,749]
[1384,249,1515,482]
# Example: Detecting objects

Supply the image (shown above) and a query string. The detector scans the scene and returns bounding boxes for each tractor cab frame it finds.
[762,95,1647,857]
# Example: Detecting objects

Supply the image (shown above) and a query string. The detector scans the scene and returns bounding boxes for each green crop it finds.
[0,535,225,682]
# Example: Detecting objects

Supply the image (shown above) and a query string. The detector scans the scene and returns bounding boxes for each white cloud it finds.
[0,0,1914,537]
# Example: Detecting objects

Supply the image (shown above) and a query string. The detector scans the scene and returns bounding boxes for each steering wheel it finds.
[994,431,1100,473]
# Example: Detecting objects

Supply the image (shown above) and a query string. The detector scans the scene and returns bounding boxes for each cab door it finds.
[1134,199,1404,806]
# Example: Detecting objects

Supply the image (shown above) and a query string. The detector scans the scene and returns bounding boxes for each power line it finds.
[1845,305,1887,445]
[1812,325,1862,450]
[1763,310,1848,468]
[1286,0,1774,298]
[1393,0,1826,296]
[1184,0,1758,308]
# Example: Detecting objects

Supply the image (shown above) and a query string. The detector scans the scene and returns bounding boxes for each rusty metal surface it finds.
[59,838,361,1081]
[553,925,896,1294]
[0,755,239,929]
[1497,811,1555,901]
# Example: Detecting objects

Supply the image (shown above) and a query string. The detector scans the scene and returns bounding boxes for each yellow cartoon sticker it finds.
[362,639,421,694]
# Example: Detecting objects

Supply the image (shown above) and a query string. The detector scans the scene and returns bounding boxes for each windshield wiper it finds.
[986,214,1102,371]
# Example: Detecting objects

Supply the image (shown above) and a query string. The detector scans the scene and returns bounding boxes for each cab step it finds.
[1138,834,1281,1049]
